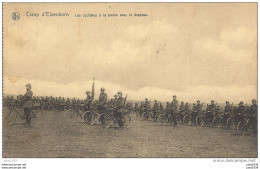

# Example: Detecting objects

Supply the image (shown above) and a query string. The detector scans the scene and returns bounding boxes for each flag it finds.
[91,77,95,99]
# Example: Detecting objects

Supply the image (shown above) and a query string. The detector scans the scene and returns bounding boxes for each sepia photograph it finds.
[2,2,258,161]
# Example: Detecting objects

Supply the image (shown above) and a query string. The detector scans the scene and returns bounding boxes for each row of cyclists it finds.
[132,95,257,134]
[3,91,258,132]
[4,95,89,111]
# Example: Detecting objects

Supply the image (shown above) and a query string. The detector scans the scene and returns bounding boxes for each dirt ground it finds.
[3,109,258,158]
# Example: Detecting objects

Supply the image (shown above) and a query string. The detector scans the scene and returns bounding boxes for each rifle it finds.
[124,94,128,106]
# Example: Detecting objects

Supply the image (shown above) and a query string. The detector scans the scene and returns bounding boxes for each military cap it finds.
[239,101,244,105]
[211,100,214,103]
[173,95,176,98]
[145,98,148,101]
[252,99,256,102]
[154,100,157,102]
[197,100,200,103]
[25,83,31,89]
[101,87,105,91]
[117,91,122,95]
[226,101,229,104]
[86,91,90,94]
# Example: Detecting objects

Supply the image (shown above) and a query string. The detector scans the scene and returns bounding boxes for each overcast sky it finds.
[3,3,257,103]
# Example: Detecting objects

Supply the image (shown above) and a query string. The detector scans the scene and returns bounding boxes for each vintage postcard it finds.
[2,2,258,161]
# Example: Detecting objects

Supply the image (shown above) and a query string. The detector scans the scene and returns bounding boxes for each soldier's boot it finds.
[28,118,31,127]
[26,118,29,126]
[118,119,123,129]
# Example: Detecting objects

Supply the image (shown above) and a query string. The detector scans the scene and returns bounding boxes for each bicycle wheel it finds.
[157,114,168,126]
[154,113,160,122]
[237,121,245,135]
[82,111,92,125]
[244,119,253,136]
[183,115,190,125]
[31,109,45,126]
[141,112,151,121]
[196,115,205,127]
[82,111,98,125]
[212,117,222,128]
[167,114,174,126]
[227,118,235,130]
[174,114,181,125]
[122,113,131,128]
[4,109,16,126]
[64,109,82,123]
[97,113,114,129]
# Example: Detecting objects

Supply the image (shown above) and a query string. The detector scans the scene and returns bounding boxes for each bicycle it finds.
[196,111,215,127]
[4,101,45,126]
[237,114,254,136]
[82,106,99,125]
[97,107,131,129]
[63,105,84,123]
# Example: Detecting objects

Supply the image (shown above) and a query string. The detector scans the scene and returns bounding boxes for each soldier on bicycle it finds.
[139,102,144,117]
[184,102,189,112]
[165,102,171,116]
[249,99,257,135]
[205,100,216,125]
[191,100,202,125]
[159,102,164,111]
[144,98,150,112]
[110,94,117,106]
[237,101,245,114]
[234,101,245,124]
[223,101,232,124]
[224,101,232,112]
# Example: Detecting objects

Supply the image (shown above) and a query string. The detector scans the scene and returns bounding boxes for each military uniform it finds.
[98,92,107,113]
[208,104,216,113]
[144,101,150,112]
[237,104,245,114]
[152,101,159,120]
[196,103,202,112]
[171,99,178,113]
[250,104,257,115]
[99,92,107,105]
[22,90,33,108]
[206,103,216,122]
[179,103,185,123]
[170,99,179,126]
[116,94,126,129]
[224,104,232,113]
[84,95,93,111]
[153,102,159,113]
[22,87,33,126]
[165,102,171,115]
[250,102,257,134]
[159,103,164,111]
[184,103,189,112]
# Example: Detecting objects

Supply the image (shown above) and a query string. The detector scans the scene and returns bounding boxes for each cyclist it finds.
[249,99,257,135]
[115,91,126,129]
[21,84,33,127]
[170,95,179,126]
